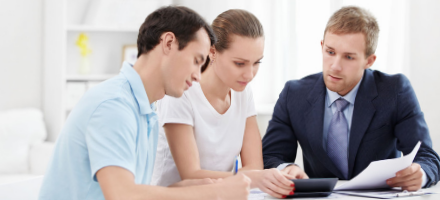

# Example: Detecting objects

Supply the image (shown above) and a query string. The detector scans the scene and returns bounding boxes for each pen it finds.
[233,156,238,175]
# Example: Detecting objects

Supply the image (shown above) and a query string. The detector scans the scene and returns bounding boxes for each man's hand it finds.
[281,165,309,179]
[169,178,221,187]
[386,163,423,191]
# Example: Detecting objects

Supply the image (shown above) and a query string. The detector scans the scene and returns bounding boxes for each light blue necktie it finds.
[327,98,349,179]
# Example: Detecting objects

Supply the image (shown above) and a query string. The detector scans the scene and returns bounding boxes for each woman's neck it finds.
[200,65,230,102]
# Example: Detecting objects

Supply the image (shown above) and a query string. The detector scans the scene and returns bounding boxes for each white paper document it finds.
[335,189,435,199]
[248,189,267,200]
[334,141,421,191]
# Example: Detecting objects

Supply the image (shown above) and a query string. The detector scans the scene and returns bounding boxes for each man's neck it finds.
[132,53,165,104]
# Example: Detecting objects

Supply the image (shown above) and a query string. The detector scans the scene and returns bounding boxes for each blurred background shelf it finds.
[66,74,118,82]
[67,25,139,32]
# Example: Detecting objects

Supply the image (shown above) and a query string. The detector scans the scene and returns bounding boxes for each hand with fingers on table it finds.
[281,165,309,180]
[243,168,296,198]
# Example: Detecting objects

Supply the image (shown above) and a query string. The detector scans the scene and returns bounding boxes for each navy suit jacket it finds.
[262,69,440,187]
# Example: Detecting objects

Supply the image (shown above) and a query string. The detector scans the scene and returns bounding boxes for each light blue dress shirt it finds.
[39,62,158,200]
[322,77,362,151]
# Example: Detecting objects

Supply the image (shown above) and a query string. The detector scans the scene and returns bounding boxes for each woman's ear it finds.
[208,46,216,60]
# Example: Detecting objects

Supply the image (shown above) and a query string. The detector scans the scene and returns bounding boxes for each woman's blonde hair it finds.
[202,9,264,72]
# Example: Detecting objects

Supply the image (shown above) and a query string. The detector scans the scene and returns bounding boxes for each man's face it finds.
[163,29,211,97]
[321,32,375,96]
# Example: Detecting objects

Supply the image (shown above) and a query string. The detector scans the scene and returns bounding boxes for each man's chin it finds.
[165,90,184,98]
[324,82,343,93]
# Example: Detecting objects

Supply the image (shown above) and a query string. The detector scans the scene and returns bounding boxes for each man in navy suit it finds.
[262,6,440,191]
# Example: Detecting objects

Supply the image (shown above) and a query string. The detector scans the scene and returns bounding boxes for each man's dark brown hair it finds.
[137,6,216,58]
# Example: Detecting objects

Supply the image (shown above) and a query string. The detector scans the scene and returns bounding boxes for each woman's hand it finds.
[281,165,309,179]
[250,168,296,198]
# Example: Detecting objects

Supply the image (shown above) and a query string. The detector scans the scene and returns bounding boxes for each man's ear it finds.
[161,32,176,55]
[208,46,216,60]
[321,40,324,48]
[365,54,377,69]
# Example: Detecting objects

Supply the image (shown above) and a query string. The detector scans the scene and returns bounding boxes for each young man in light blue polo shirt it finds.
[39,6,251,200]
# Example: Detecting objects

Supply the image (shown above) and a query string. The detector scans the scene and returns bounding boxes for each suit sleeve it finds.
[262,81,298,169]
[394,74,440,187]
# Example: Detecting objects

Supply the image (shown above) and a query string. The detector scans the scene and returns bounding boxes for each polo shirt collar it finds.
[121,61,155,115]
[326,77,363,107]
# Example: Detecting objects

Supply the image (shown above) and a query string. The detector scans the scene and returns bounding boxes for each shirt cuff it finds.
[276,163,298,170]
[421,168,428,187]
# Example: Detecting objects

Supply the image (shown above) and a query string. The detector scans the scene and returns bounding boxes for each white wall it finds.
[0,0,438,154]
[410,0,440,154]
[0,0,42,111]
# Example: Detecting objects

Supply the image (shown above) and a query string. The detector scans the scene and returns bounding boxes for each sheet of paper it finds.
[335,189,435,199]
[248,189,267,200]
[334,141,421,191]
[335,189,402,199]
[263,193,345,199]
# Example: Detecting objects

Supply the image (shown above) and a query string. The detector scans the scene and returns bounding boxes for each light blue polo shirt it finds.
[39,62,158,200]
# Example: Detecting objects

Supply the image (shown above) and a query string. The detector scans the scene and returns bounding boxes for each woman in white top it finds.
[152,9,307,198]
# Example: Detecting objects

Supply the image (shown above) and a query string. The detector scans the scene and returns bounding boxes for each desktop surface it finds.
[252,180,440,200]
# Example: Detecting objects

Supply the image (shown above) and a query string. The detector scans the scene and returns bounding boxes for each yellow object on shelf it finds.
[75,33,92,57]
[75,33,92,74]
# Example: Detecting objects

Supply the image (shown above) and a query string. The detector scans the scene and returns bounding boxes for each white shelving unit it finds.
[64,8,139,127]
[66,74,118,82]
[67,25,139,32]
[43,0,171,141]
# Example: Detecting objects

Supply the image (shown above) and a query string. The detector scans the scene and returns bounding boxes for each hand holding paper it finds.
[386,163,424,191]
[335,141,421,191]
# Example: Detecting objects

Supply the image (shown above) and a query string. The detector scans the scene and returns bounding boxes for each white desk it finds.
[1,176,438,200]
[250,181,440,200]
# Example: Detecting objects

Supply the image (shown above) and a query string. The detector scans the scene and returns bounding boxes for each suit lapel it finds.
[304,74,344,178]
[348,69,378,178]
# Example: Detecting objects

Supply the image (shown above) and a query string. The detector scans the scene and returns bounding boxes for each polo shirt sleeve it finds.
[85,98,138,181]
[157,94,194,127]
[246,86,257,118]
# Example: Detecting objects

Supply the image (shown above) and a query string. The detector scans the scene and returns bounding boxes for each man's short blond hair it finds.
[324,6,379,57]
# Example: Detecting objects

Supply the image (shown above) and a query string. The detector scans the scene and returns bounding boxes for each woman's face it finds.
[212,35,264,91]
